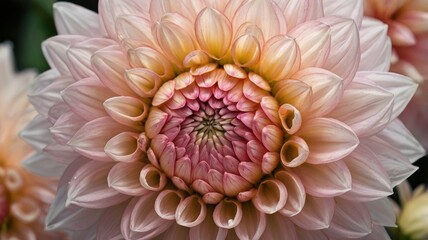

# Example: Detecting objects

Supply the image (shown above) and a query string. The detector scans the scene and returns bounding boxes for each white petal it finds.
[53,2,105,37]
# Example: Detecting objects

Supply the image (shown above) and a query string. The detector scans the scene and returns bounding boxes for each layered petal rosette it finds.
[0,44,65,239]
[364,0,428,150]
[23,0,425,239]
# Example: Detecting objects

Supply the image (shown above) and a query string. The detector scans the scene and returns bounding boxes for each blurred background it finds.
[0,0,427,189]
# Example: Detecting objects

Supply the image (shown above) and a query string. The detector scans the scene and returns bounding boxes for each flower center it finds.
[145,65,284,203]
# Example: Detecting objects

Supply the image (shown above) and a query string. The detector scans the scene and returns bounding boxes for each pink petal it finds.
[105,132,143,163]
[366,198,397,227]
[293,68,343,118]
[189,207,228,240]
[261,214,297,240]
[388,21,416,46]
[290,195,335,230]
[125,68,163,98]
[97,203,128,240]
[323,198,372,238]
[68,117,130,161]
[108,162,146,196]
[67,160,129,208]
[252,179,288,214]
[154,190,185,220]
[104,96,148,128]
[361,137,417,187]
[289,21,331,68]
[234,203,266,240]
[341,145,392,202]
[322,0,363,27]
[140,164,168,191]
[175,195,207,227]
[280,136,309,168]
[355,71,418,120]
[298,118,359,164]
[275,170,306,217]
[42,35,86,74]
[282,0,324,29]
[62,77,114,121]
[377,119,425,163]
[294,161,352,197]
[213,199,243,229]
[319,17,360,87]
[50,112,86,144]
[358,18,391,72]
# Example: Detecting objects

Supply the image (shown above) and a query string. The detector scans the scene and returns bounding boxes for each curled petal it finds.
[280,136,309,168]
[140,165,168,191]
[252,179,288,214]
[290,195,334,230]
[104,96,148,128]
[298,118,359,164]
[213,199,243,229]
[105,132,142,163]
[155,190,185,220]
[279,104,302,135]
[276,171,306,217]
[258,36,300,82]
[232,34,261,67]
[125,68,163,98]
[108,162,147,196]
[196,8,232,59]
[176,195,207,227]
[184,50,212,68]
[238,162,263,184]
[10,197,40,223]
[294,161,352,197]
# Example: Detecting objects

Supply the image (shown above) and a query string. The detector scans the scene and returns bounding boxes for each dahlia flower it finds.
[23,0,425,239]
[364,0,428,150]
[0,43,65,239]
[390,181,428,239]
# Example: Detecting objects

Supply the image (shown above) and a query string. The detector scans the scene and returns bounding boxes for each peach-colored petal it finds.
[322,0,363,27]
[234,203,266,240]
[283,0,324,29]
[154,190,185,220]
[276,171,306,217]
[252,179,287,214]
[104,96,148,128]
[213,199,243,229]
[176,195,207,227]
[280,136,309,168]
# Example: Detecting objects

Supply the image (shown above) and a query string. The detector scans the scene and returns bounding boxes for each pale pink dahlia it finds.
[0,43,65,239]
[23,0,426,239]
[364,0,428,150]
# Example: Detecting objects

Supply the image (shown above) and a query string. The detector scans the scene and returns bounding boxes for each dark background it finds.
[0,0,427,189]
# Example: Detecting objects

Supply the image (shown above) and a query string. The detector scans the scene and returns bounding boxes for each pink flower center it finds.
[145,66,284,202]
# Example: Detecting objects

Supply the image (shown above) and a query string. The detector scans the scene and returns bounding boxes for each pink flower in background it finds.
[0,44,65,239]
[364,0,428,150]
[22,0,425,239]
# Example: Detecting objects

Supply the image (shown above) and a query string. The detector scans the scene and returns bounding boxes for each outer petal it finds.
[365,198,397,227]
[361,137,417,187]
[68,117,131,161]
[260,214,297,240]
[358,17,391,72]
[53,2,105,37]
[319,17,360,86]
[234,203,266,240]
[323,198,372,238]
[322,0,363,27]
[327,80,394,137]
[294,161,352,197]
[282,0,324,29]
[341,145,392,202]
[189,207,228,240]
[377,119,425,163]
[290,195,335,230]
[97,202,129,240]
[298,118,359,164]
[108,162,147,196]
[355,71,418,120]
[67,161,129,208]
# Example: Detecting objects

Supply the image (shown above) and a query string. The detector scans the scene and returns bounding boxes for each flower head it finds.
[364,0,428,150]
[391,181,428,239]
[0,43,64,239]
[23,0,425,239]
